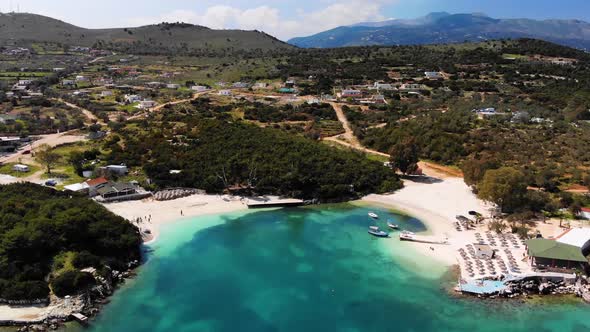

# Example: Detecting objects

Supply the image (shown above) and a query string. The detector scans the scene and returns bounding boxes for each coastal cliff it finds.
[1,260,140,331]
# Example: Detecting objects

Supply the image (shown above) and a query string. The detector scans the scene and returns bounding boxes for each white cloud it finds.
[125,1,394,40]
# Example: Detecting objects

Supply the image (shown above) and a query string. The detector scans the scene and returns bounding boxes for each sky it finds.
[3,0,590,40]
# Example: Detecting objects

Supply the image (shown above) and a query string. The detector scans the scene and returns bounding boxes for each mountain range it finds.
[288,12,590,49]
[0,13,293,52]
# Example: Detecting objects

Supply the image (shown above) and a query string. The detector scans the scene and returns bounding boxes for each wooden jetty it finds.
[399,231,449,244]
[245,197,304,209]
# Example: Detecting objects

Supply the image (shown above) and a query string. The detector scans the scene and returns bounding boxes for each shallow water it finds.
[85,205,590,332]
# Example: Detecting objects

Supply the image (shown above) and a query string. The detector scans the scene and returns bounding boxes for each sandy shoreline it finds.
[102,194,249,244]
[362,177,492,268]
[101,175,489,272]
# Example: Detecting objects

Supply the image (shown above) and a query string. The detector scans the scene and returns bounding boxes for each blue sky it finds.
[5,0,590,40]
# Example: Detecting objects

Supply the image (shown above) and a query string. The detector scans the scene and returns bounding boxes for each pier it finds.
[399,231,449,244]
[245,197,304,209]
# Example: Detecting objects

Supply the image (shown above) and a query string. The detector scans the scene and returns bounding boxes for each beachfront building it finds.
[556,228,590,249]
[97,182,137,200]
[94,181,151,202]
[526,238,589,271]
[64,182,90,195]
[86,177,109,197]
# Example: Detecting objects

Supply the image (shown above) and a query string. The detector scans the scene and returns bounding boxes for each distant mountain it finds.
[0,13,293,53]
[289,12,590,50]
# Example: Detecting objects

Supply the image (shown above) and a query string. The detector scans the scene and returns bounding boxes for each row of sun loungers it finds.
[459,243,523,278]
[473,231,526,249]
[153,188,201,201]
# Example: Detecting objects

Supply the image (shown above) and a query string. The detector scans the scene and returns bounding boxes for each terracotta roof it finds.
[86,177,108,187]
[581,207,590,212]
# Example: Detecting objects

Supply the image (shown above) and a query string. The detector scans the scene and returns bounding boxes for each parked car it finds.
[45,179,58,187]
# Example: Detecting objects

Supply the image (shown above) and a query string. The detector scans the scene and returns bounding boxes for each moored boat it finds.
[368,226,389,238]
[387,221,399,230]
[368,212,379,219]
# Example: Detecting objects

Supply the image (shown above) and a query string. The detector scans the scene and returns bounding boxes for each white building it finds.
[12,164,30,173]
[166,84,181,89]
[137,100,157,109]
[400,83,424,92]
[424,71,442,79]
[64,182,90,193]
[373,82,395,90]
[191,85,209,92]
[104,165,129,175]
[232,82,249,89]
[580,208,590,220]
[75,75,88,82]
[62,79,76,86]
[125,94,142,103]
[218,90,232,96]
[556,227,590,248]
[18,79,33,86]
[101,91,113,97]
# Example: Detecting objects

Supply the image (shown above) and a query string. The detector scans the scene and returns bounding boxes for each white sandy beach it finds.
[103,194,250,244]
[363,176,492,267]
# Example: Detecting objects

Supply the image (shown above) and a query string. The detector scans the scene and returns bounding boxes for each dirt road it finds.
[0,132,87,165]
[328,102,360,146]
[54,99,102,125]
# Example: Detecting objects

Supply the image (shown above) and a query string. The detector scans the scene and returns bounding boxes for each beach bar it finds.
[527,238,589,271]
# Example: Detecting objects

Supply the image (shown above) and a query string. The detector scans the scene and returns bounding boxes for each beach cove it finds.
[61,202,588,332]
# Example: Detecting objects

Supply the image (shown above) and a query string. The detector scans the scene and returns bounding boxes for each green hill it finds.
[0,12,294,53]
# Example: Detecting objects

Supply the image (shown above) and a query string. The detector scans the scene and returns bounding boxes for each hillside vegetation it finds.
[0,183,141,300]
[105,109,401,201]
[0,13,294,54]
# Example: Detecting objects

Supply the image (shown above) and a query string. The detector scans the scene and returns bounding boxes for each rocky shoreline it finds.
[1,260,140,332]
[462,274,590,302]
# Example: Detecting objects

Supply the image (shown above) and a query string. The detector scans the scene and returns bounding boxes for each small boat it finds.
[368,226,389,238]
[387,222,399,230]
[368,212,379,219]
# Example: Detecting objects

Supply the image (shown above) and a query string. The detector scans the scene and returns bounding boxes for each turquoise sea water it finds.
[87,205,590,332]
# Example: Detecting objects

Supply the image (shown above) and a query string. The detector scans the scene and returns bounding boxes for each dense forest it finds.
[0,183,141,300]
[106,111,401,201]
